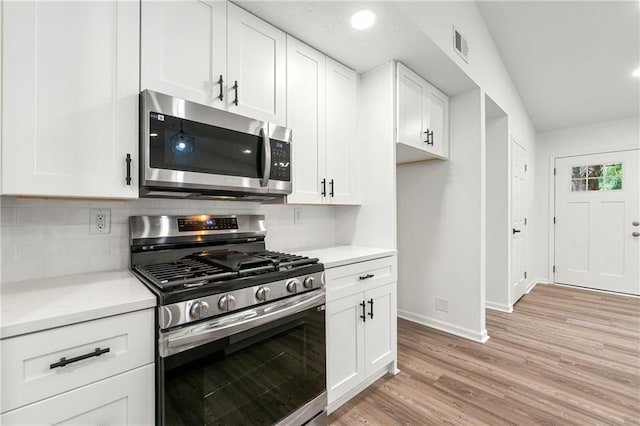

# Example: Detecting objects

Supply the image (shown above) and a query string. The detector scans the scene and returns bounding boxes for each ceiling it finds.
[237,1,478,95]
[238,1,639,133]
[477,1,640,132]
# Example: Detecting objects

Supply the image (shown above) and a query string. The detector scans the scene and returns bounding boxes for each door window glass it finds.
[571,163,622,191]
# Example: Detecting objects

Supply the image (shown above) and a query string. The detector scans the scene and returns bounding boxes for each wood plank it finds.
[329,284,640,425]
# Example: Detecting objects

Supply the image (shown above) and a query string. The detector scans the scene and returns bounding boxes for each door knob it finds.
[513,228,521,234]
[633,232,640,237]
[633,221,639,226]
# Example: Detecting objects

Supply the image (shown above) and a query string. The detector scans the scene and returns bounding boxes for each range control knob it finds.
[286,279,301,293]
[189,301,210,320]
[217,294,237,311]
[256,286,271,301]
[303,276,315,289]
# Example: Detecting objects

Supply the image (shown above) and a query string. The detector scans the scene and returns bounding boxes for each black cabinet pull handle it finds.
[125,154,132,185]
[424,130,434,146]
[232,81,239,106]
[321,178,326,197]
[513,228,521,234]
[368,298,374,319]
[360,301,366,322]
[217,75,224,101]
[330,179,334,197]
[359,273,374,280]
[50,347,110,369]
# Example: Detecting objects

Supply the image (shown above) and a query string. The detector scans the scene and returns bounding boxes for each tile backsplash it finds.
[0,196,336,283]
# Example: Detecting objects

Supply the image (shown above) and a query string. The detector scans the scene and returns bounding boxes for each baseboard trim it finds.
[397,310,490,343]
[485,301,513,313]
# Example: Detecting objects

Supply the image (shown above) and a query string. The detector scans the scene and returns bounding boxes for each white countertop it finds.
[296,245,396,269]
[1,270,156,339]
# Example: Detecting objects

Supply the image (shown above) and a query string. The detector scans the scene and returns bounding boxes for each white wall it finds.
[531,116,640,282]
[397,89,488,342]
[485,115,510,310]
[396,1,540,292]
[0,196,337,283]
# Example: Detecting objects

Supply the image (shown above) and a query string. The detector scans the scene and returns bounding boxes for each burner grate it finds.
[253,251,319,270]
[135,258,237,289]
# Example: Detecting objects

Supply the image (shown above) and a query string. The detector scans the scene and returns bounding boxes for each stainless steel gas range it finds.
[129,214,327,425]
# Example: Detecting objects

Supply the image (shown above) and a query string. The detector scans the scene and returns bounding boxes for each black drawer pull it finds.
[50,347,110,369]
[321,178,326,197]
[330,179,335,197]
[368,298,374,319]
[360,301,366,322]
[358,273,374,280]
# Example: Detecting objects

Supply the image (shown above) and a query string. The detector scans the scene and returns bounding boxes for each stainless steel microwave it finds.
[140,90,292,201]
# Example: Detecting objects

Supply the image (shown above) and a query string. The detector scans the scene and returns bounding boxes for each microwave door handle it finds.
[261,127,271,187]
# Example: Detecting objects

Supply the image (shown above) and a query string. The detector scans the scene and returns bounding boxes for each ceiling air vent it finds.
[453,26,469,63]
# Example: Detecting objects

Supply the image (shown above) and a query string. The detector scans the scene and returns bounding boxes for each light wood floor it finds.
[329,284,640,425]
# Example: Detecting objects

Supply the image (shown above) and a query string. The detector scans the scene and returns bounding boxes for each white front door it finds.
[511,139,527,304]
[555,150,640,295]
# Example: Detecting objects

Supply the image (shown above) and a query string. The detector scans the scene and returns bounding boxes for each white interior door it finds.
[511,139,527,304]
[555,150,639,295]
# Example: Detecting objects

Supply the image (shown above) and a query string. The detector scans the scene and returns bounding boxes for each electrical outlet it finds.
[293,207,303,224]
[90,208,111,234]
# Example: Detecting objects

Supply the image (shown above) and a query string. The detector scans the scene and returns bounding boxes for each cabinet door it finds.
[325,58,361,205]
[1,0,139,199]
[425,85,449,159]
[326,292,365,404]
[396,62,428,150]
[364,282,396,376]
[0,365,154,425]
[141,0,226,109]
[227,3,286,126]
[286,36,326,204]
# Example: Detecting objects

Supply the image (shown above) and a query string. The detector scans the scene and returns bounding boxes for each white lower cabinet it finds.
[0,309,155,425]
[326,256,397,409]
[0,364,154,425]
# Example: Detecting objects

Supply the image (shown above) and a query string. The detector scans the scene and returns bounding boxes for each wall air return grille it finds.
[453,26,469,63]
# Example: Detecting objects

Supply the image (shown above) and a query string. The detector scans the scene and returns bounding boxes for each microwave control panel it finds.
[270,141,291,181]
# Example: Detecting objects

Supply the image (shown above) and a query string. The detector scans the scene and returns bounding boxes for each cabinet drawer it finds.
[1,309,154,413]
[325,256,396,302]
[1,364,154,425]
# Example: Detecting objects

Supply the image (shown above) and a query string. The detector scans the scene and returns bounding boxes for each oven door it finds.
[157,291,326,425]
[141,90,291,196]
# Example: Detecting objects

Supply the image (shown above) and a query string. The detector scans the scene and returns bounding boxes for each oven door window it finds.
[149,112,262,178]
[160,306,325,425]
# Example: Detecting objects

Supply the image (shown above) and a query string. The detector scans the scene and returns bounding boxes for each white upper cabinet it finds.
[396,62,449,163]
[227,3,286,126]
[1,0,139,199]
[286,36,326,204]
[286,37,361,206]
[325,57,361,205]
[141,1,286,126]
[141,0,227,109]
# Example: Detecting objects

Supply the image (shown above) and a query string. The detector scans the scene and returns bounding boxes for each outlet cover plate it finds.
[90,208,111,234]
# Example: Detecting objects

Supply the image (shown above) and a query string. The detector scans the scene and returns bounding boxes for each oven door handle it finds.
[160,290,325,357]
[261,126,271,187]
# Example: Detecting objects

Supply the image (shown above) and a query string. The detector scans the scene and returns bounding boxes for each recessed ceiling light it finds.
[350,10,376,30]
[633,67,640,77]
